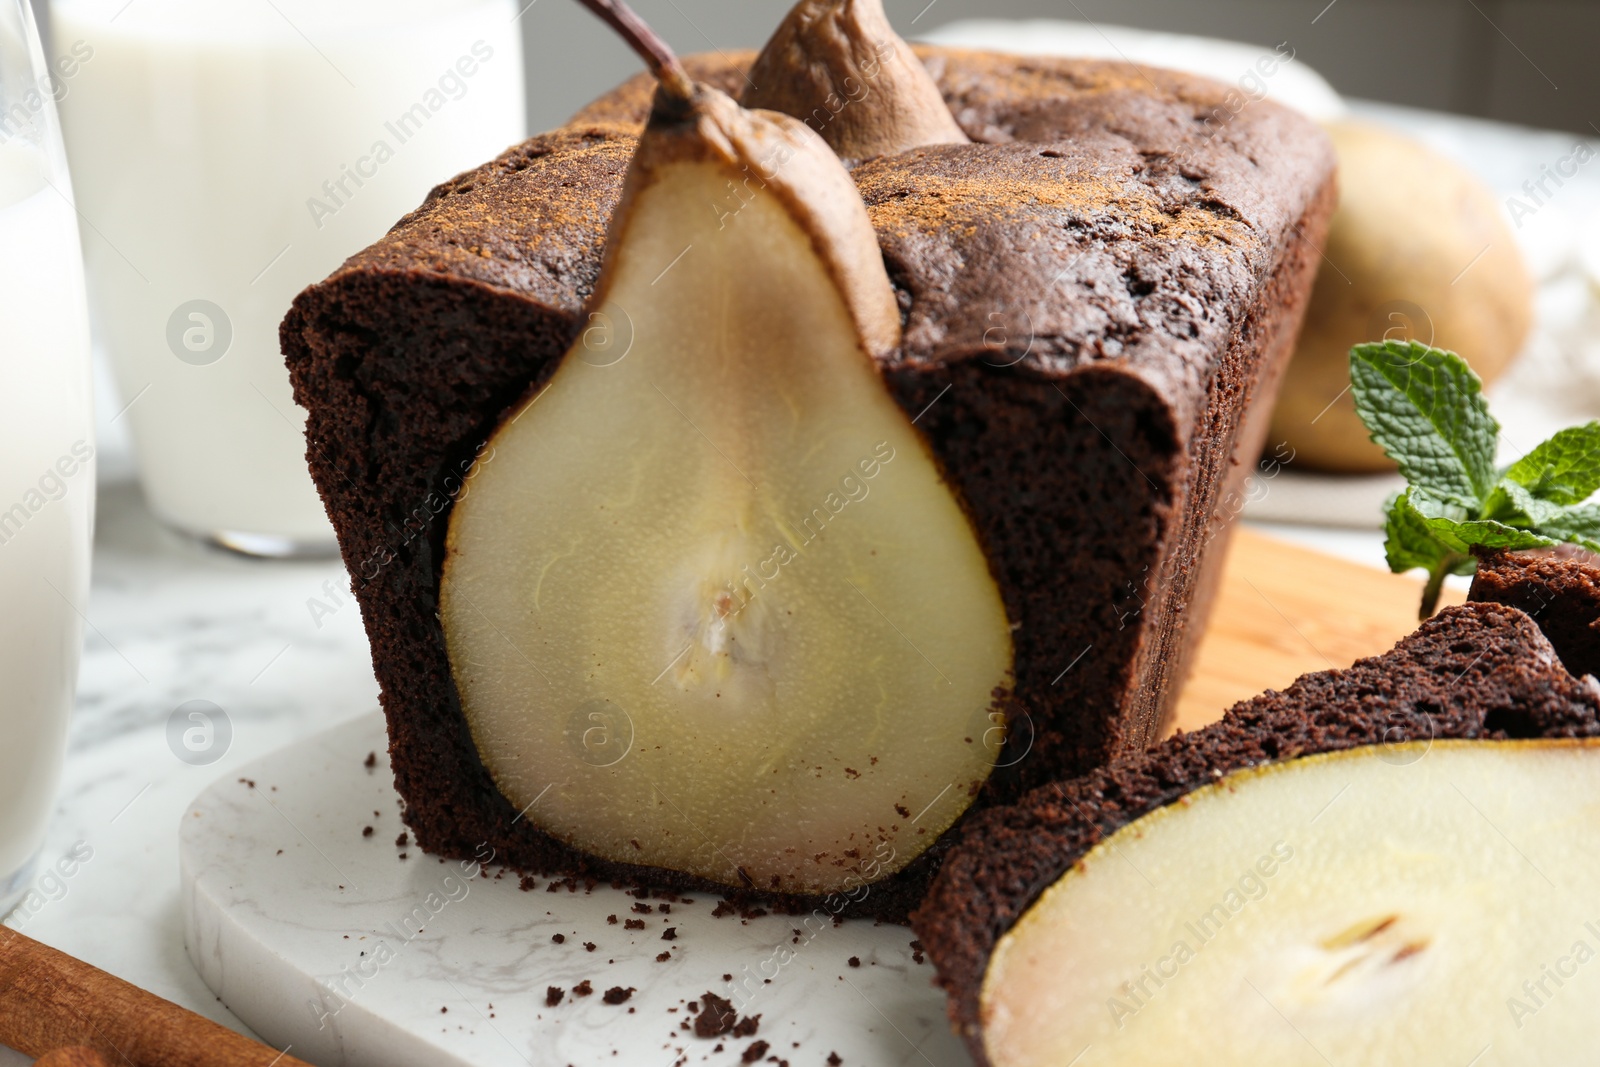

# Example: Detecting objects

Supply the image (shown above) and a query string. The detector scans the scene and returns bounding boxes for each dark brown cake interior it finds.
[282,48,1335,915]
[1471,549,1600,679]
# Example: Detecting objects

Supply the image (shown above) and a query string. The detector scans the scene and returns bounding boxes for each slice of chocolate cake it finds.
[1471,548,1600,679]
[281,46,1335,914]
[915,592,1600,1065]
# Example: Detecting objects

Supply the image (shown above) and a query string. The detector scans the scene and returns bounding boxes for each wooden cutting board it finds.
[1173,527,1466,735]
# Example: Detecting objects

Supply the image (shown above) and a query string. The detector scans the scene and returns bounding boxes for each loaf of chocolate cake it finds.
[915,564,1600,1060]
[282,48,1336,912]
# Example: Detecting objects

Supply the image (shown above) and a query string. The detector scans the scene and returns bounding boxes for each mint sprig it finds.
[1350,341,1600,618]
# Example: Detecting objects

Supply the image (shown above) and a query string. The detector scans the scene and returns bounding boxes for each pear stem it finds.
[573,0,694,102]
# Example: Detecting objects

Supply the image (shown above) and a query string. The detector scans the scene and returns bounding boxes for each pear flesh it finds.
[440,89,1011,896]
[981,739,1600,1067]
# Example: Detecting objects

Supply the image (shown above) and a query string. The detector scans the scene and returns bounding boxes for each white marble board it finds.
[179,712,968,1067]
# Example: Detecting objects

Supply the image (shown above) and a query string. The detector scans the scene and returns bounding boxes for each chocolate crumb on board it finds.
[662,927,677,941]
[546,986,564,1007]
[395,832,408,847]
[625,918,646,930]
[363,752,376,769]
[910,939,925,964]
[602,986,634,1005]
[519,875,538,891]
[740,1041,769,1064]
[583,942,596,952]
[847,957,860,968]
[694,992,737,1038]
[607,914,618,925]
[573,980,593,997]
[552,934,565,944]
[362,826,374,838]
[828,1054,842,1066]
[732,1014,760,1038]
[656,951,671,962]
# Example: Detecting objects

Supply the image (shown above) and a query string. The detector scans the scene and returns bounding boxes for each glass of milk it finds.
[0,0,95,918]
[50,0,525,556]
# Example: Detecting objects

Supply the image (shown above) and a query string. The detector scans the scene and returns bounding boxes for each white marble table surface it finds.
[2,96,1596,1064]
[0,472,379,1062]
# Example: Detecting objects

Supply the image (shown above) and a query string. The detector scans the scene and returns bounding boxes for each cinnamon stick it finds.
[0,929,311,1066]
[34,1047,111,1067]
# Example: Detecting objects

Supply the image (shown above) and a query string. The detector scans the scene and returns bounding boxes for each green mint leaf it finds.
[1383,489,1453,575]
[1425,517,1556,554]
[1539,503,1600,555]
[1385,490,1478,619]
[1350,341,1499,509]
[1408,487,1556,554]
[1501,422,1600,505]
[1484,479,1570,527]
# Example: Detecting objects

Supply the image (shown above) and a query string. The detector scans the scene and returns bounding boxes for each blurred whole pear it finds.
[1269,121,1534,472]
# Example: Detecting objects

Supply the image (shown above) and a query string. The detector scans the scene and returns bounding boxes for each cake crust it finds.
[283,48,1336,916]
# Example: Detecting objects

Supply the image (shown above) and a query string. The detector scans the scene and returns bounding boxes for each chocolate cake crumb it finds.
[602,986,634,1004]
[625,918,646,930]
[362,826,374,838]
[662,927,677,941]
[1472,550,1600,678]
[395,832,408,847]
[828,1055,842,1066]
[363,752,376,769]
[694,992,737,1037]
[573,980,593,997]
[847,957,860,968]
[632,902,653,914]
[606,914,618,925]
[519,875,537,891]
[910,939,924,964]
[583,942,596,952]
[656,951,671,962]
[552,933,565,944]
[732,1014,761,1038]
[741,1041,769,1063]
[546,986,564,1007]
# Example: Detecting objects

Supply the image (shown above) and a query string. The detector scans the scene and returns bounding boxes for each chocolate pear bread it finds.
[282,34,1335,916]
[914,581,1600,1066]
